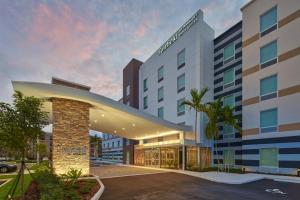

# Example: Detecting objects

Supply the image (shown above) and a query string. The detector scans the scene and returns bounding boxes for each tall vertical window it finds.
[260,6,277,33]
[260,74,277,100]
[260,108,277,133]
[223,150,235,165]
[223,43,235,62]
[143,78,148,92]
[117,141,120,147]
[177,49,185,69]
[143,96,148,109]
[158,66,164,82]
[177,73,185,93]
[177,98,185,116]
[260,148,278,167]
[223,94,235,107]
[223,68,235,88]
[223,124,234,139]
[158,87,164,102]
[260,40,277,67]
[158,107,164,119]
[126,85,130,96]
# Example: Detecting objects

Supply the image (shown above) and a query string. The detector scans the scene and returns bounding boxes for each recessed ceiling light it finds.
[94,120,97,123]
[101,114,105,117]
[132,123,136,127]
[122,128,125,130]
[114,130,117,134]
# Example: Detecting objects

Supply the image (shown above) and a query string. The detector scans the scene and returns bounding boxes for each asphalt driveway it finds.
[101,172,300,200]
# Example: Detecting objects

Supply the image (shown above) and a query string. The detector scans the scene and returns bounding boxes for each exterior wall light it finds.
[242,167,246,174]
[297,168,300,177]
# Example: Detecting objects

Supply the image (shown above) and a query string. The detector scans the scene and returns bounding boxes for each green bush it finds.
[79,180,97,194]
[61,168,82,186]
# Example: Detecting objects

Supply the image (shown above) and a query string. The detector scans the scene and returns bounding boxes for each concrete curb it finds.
[79,175,105,200]
[100,171,167,179]
[0,178,12,188]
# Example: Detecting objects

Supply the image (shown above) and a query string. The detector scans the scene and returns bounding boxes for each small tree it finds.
[181,87,209,168]
[0,91,49,199]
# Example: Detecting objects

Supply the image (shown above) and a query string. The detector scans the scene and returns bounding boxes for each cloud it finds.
[27,2,111,68]
[134,10,160,38]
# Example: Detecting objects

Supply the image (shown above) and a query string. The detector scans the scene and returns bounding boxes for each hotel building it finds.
[241,0,300,174]
[12,0,300,175]
[135,9,214,168]
[213,21,243,168]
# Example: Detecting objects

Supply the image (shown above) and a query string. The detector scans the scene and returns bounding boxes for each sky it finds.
[0,0,249,137]
[0,0,249,105]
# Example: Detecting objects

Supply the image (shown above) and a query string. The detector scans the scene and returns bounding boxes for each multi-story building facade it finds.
[102,133,124,162]
[136,9,214,168]
[122,58,143,164]
[213,21,243,168]
[241,0,300,175]
[102,58,143,164]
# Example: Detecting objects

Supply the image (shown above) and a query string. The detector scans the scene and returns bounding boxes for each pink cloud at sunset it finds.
[27,3,111,68]
[134,10,160,38]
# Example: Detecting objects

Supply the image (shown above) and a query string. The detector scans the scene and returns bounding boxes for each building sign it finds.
[158,10,201,55]
[63,147,87,155]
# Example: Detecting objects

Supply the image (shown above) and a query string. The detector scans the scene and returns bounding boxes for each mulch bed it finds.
[15,179,100,200]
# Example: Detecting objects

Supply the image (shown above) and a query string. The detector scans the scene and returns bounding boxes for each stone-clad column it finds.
[52,98,91,175]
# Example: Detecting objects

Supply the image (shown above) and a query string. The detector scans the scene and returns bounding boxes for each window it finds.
[223,150,234,165]
[126,85,130,96]
[260,6,277,33]
[223,124,234,139]
[260,148,278,167]
[112,142,114,148]
[177,49,185,69]
[260,108,277,133]
[223,94,235,107]
[260,40,277,68]
[158,66,164,82]
[143,96,148,109]
[158,107,164,119]
[177,98,185,116]
[223,68,235,88]
[117,141,120,147]
[143,78,148,92]
[158,87,164,102]
[177,73,185,93]
[223,43,235,62]
[260,74,277,100]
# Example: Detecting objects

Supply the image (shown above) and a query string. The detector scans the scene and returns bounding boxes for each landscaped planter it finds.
[18,175,103,200]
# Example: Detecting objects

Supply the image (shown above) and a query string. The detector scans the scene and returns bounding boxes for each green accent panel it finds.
[223,150,234,165]
[260,6,277,32]
[260,148,278,167]
[223,69,234,85]
[223,43,234,60]
[260,108,277,128]
[260,75,277,95]
[223,95,235,107]
[260,41,277,63]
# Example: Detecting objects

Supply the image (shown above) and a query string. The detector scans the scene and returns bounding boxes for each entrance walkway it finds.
[90,165,166,179]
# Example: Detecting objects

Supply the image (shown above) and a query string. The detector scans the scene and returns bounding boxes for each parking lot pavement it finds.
[90,165,165,179]
[101,172,300,200]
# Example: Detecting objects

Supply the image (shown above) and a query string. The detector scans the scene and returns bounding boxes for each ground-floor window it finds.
[223,150,235,165]
[260,148,278,167]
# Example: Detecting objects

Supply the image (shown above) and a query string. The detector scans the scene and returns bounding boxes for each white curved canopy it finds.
[12,81,192,140]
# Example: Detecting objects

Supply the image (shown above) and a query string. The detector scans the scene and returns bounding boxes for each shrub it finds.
[61,168,82,186]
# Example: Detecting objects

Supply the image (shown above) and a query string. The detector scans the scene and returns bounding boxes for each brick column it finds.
[52,98,91,175]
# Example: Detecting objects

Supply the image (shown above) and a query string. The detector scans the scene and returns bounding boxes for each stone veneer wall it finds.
[52,98,91,175]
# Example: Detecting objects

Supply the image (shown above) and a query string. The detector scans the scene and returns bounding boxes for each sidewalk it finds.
[124,165,300,184]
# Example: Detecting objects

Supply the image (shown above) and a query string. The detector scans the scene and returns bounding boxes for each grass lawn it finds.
[0,174,33,200]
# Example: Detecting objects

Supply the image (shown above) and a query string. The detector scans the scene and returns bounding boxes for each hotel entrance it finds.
[144,149,160,167]
[135,146,181,169]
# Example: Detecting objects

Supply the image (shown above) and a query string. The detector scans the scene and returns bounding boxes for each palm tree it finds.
[205,99,241,171]
[181,87,209,168]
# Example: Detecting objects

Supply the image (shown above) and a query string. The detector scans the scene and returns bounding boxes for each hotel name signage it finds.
[158,10,201,55]
[63,147,87,155]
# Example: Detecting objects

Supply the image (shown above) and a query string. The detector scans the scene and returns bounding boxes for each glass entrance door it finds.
[144,149,160,167]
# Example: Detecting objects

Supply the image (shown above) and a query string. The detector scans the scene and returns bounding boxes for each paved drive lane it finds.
[101,172,300,200]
